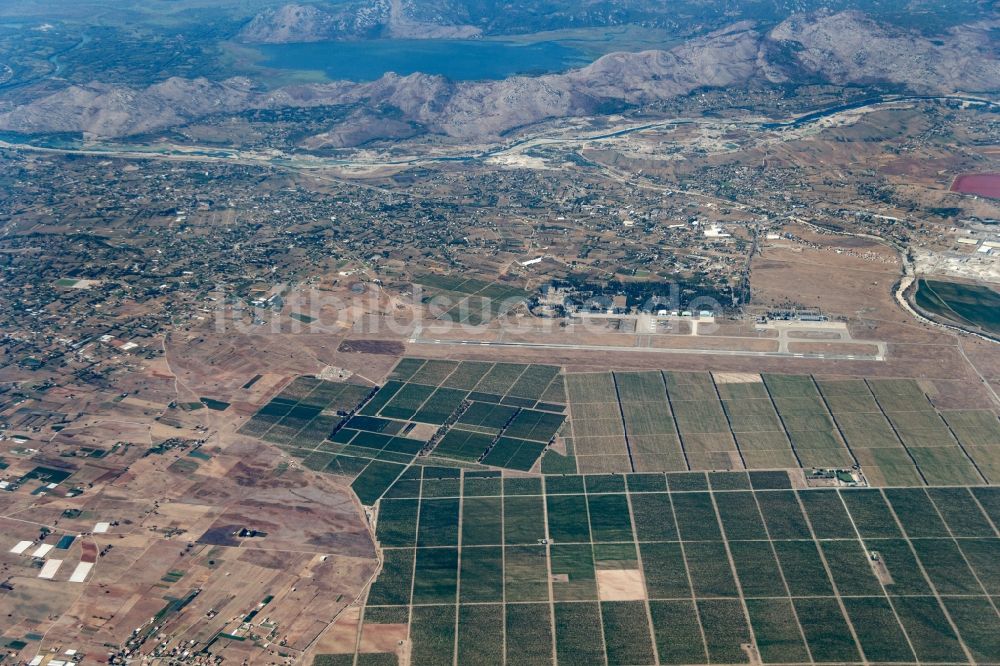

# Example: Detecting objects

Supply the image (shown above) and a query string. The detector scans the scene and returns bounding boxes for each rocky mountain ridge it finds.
[238,0,481,43]
[1,12,996,143]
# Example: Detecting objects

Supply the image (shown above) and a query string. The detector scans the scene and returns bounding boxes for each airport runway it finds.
[409,336,885,362]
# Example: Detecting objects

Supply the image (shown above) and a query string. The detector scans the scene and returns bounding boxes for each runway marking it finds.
[409,337,885,361]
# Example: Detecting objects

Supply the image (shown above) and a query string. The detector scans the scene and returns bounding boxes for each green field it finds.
[915,279,1000,335]
[416,274,532,325]
[245,363,1000,665]
[339,467,1000,665]
[559,368,996,485]
[237,376,371,447]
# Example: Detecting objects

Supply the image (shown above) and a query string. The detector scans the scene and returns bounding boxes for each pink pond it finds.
[951,174,1000,200]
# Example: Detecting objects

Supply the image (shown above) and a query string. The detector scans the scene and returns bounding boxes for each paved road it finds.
[409,336,884,361]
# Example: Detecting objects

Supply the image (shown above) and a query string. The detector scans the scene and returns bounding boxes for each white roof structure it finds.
[38,559,63,579]
[93,521,111,533]
[69,562,94,583]
[10,540,33,554]
[32,544,54,558]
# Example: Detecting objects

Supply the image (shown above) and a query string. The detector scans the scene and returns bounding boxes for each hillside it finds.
[1,12,997,142]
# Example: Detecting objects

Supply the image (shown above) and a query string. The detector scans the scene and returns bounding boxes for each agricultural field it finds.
[243,363,1000,513]
[323,468,1000,665]
[370,358,566,475]
[416,274,532,325]
[561,370,999,487]
[255,360,566,506]
[914,279,1000,336]
[237,376,373,448]
[231,362,1000,665]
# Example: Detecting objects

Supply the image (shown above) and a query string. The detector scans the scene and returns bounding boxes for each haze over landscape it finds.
[0,1,999,665]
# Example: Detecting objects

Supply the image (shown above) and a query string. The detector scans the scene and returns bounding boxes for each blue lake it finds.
[257,39,592,82]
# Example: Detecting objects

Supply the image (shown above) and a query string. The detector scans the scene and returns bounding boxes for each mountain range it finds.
[1,11,996,145]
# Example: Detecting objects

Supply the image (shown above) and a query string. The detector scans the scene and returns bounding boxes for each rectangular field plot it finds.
[439,360,494,390]
[566,371,618,404]
[410,387,468,424]
[641,542,690,598]
[456,401,517,431]
[504,494,545,545]
[411,547,458,604]
[481,437,546,471]
[942,411,1000,482]
[474,363,529,396]
[942,596,1000,664]
[375,498,419,547]
[504,545,549,602]
[602,601,656,665]
[714,374,768,400]
[555,602,606,664]
[756,490,811,539]
[723,398,785,433]
[909,446,983,485]
[631,493,678,541]
[576,452,631,474]
[615,371,668,402]
[820,539,883,596]
[698,599,751,664]
[671,492,723,541]
[793,597,860,663]
[408,359,459,386]
[378,382,436,421]
[461,496,502,546]
[351,460,407,505]
[729,541,786,598]
[798,489,855,538]
[773,540,833,596]
[843,597,915,663]
[360,442,1000,665]
[502,409,565,443]
[852,447,924,487]
[587,493,634,543]
[835,411,904,449]
[892,596,968,664]
[550,543,598,600]
[507,364,561,401]
[547,493,591,543]
[459,547,503,603]
[671,399,730,434]
[686,541,738,597]
[650,600,707,664]
[237,376,371,447]
[457,604,503,666]
[505,603,553,666]
[735,431,799,469]
[745,598,810,664]
[715,491,767,540]
[840,489,901,538]
[621,398,676,439]
[367,547,414,606]
[410,604,456,665]
[664,371,719,401]
[867,378,931,412]
[433,428,494,462]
